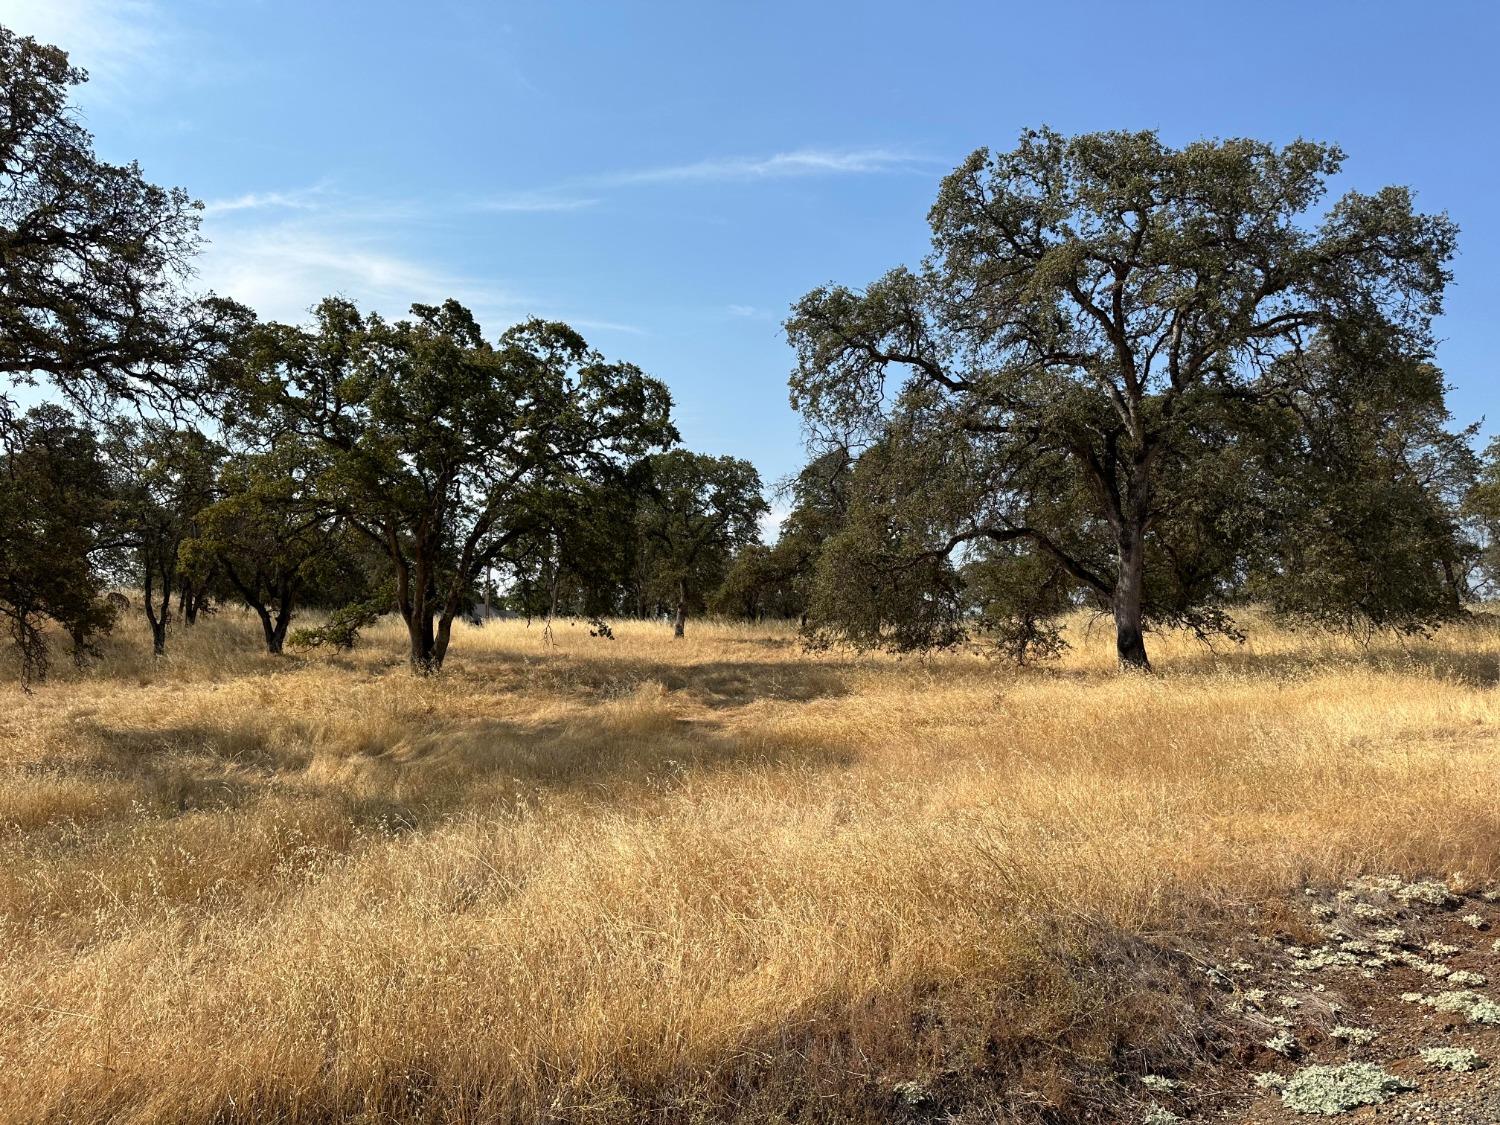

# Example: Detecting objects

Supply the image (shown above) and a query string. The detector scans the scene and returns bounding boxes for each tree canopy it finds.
[637,449,767,637]
[787,128,1468,667]
[0,25,243,427]
[242,297,678,670]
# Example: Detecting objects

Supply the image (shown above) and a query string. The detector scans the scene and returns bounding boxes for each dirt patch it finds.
[1117,877,1500,1123]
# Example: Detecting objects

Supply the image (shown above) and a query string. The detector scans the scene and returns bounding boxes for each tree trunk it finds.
[433,610,455,669]
[144,567,170,656]
[407,611,440,673]
[1113,531,1150,671]
[253,602,293,654]
[673,580,687,638]
[269,613,291,654]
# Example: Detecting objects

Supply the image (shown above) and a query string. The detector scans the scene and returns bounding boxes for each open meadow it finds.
[2,613,1498,1122]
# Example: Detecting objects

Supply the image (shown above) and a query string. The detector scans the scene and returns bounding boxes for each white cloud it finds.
[196,219,529,327]
[569,319,646,337]
[201,188,329,217]
[196,207,642,338]
[759,498,792,544]
[474,193,601,214]
[599,147,923,186]
[0,0,167,92]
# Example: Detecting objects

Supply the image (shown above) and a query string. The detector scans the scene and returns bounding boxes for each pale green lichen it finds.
[1351,902,1389,922]
[1400,954,1452,978]
[1265,1030,1298,1056]
[1330,1025,1377,1045]
[1420,1046,1483,1072]
[1393,880,1456,907]
[1294,948,1361,971]
[1461,912,1488,930]
[1409,990,1500,1024]
[1371,927,1405,945]
[891,1080,929,1107]
[1142,1108,1180,1125]
[1278,1063,1414,1116]
[1425,941,1460,957]
[1254,1071,1287,1090]
[1445,969,1487,987]
[1140,1075,1180,1092]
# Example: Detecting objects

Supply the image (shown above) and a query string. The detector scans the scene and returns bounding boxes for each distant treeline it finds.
[3,25,1498,683]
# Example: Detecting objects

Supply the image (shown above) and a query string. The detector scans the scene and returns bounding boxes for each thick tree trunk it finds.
[673,580,687,638]
[269,613,290,654]
[1113,531,1150,671]
[433,611,455,669]
[253,602,293,654]
[407,611,441,673]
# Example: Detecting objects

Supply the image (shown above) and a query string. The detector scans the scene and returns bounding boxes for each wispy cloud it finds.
[201,187,329,217]
[474,192,601,214]
[197,208,643,339]
[598,147,924,187]
[196,220,529,327]
[570,318,646,336]
[0,0,169,93]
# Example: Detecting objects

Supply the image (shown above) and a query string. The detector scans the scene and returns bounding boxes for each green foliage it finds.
[182,439,366,652]
[245,298,677,670]
[786,127,1466,668]
[107,422,224,655]
[636,449,768,634]
[287,596,388,653]
[1467,436,1500,597]
[0,25,247,426]
[0,405,118,683]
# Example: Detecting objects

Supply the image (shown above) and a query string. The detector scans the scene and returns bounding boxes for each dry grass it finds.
[0,609,1497,1123]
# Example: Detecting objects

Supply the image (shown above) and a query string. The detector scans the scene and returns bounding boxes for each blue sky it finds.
[2,0,1496,526]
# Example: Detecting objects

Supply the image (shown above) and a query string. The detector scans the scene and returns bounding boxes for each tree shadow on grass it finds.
[444,651,857,711]
[1165,637,1500,687]
[43,693,858,833]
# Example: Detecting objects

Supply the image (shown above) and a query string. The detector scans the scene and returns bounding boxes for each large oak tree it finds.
[0,24,241,427]
[787,129,1464,668]
[246,298,677,671]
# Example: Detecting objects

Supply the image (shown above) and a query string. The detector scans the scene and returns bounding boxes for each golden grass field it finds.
[1,610,1498,1123]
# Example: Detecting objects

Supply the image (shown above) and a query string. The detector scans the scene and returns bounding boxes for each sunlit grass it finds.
[0,608,1497,1121]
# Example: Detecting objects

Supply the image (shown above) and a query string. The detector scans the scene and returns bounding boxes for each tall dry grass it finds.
[0,609,1497,1122]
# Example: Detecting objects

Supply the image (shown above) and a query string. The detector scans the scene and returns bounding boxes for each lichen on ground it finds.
[1420,1046,1484,1072]
[1406,990,1500,1025]
[1278,1062,1414,1116]
[1393,880,1456,907]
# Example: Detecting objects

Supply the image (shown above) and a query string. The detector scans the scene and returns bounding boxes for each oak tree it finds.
[788,129,1463,668]
[247,298,676,671]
